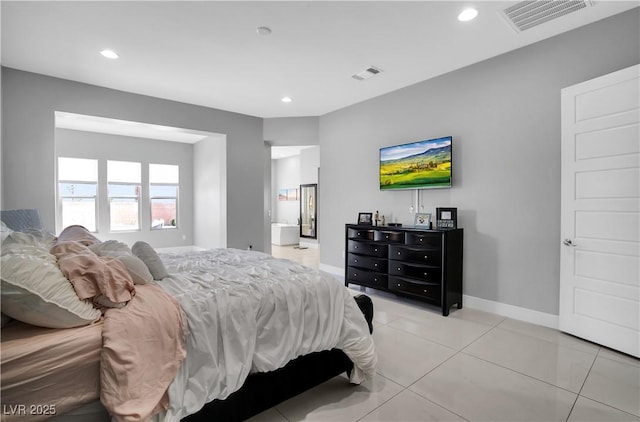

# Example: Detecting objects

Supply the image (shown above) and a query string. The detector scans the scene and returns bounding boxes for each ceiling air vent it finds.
[352,66,383,81]
[502,0,592,32]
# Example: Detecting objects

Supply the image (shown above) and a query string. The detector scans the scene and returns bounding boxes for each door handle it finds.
[563,239,577,247]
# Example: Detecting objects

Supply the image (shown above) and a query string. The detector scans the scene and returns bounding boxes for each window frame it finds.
[107,181,142,232]
[149,182,179,230]
[57,178,99,233]
[57,157,99,233]
[106,160,142,233]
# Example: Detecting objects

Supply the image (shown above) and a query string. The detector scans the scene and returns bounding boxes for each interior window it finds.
[108,160,141,231]
[149,163,179,229]
[58,157,98,232]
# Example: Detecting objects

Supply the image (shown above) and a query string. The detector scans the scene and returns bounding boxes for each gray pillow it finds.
[117,255,153,285]
[131,241,168,281]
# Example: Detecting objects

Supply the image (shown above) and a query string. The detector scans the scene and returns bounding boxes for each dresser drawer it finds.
[348,254,387,272]
[347,267,388,289]
[389,260,440,282]
[406,232,442,248]
[347,228,374,240]
[389,275,441,301]
[389,244,441,266]
[347,240,388,258]
[374,230,405,244]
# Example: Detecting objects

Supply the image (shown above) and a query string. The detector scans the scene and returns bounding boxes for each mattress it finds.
[0,320,103,421]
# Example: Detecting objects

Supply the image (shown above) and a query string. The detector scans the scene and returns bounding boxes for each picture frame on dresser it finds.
[413,212,431,227]
[357,212,373,225]
[436,207,457,229]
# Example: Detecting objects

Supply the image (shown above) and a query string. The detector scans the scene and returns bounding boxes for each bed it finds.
[0,210,376,421]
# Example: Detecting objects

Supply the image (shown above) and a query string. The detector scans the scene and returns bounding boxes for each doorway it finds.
[270,146,320,267]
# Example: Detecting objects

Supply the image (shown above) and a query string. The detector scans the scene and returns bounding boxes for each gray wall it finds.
[319,9,640,315]
[193,136,227,250]
[55,129,194,248]
[264,117,319,146]
[300,146,320,185]
[2,68,264,251]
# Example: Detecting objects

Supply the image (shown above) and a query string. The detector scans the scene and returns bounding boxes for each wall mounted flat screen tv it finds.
[380,136,452,190]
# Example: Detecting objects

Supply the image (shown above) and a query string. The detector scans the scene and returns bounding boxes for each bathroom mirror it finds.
[300,183,317,239]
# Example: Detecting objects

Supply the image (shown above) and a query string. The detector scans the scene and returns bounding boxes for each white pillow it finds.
[117,255,153,285]
[0,245,102,328]
[89,240,133,257]
[3,230,56,249]
[1,221,13,242]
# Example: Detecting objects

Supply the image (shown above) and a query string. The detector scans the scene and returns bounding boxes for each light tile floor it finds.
[264,246,640,422]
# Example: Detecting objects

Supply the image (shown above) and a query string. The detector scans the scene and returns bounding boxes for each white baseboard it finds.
[319,263,343,277]
[462,295,558,329]
[319,263,558,329]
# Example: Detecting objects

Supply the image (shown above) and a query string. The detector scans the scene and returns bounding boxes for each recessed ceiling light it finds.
[100,49,119,59]
[281,97,292,103]
[458,8,478,22]
[257,26,272,36]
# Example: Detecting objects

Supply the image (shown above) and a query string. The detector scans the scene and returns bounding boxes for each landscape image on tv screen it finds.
[380,136,452,190]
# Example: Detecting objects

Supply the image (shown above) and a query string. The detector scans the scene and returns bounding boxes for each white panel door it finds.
[560,65,639,357]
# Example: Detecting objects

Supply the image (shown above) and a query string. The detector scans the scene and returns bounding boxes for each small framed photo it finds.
[436,207,457,229]
[358,212,373,225]
[414,212,432,227]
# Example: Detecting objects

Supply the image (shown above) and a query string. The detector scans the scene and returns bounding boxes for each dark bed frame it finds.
[183,294,374,422]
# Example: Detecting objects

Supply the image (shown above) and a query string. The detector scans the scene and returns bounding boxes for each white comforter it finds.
[156,248,376,421]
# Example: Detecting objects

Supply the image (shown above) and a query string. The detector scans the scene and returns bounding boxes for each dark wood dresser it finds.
[345,224,463,316]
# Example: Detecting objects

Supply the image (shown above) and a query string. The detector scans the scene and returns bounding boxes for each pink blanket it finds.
[51,240,135,305]
[51,225,134,306]
[101,283,187,421]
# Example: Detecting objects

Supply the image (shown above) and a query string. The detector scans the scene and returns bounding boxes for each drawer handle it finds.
[385,235,389,239]
[374,248,378,252]
[423,289,428,293]
[419,238,423,242]
[353,273,358,277]
[397,252,401,255]
[397,267,401,271]
[374,263,378,267]
[397,283,401,287]
[424,255,428,259]
[374,278,378,282]
[424,272,428,276]
[355,245,359,249]
[355,259,359,263]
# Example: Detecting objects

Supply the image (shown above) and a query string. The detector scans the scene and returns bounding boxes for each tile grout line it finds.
[564,346,599,422]
[397,324,505,420]
[378,354,473,422]
[354,371,405,422]
[495,325,602,356]
[455,349,586,397]
[568,347,640,419]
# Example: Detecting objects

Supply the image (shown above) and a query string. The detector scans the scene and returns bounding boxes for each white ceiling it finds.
[2,1,638,118]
